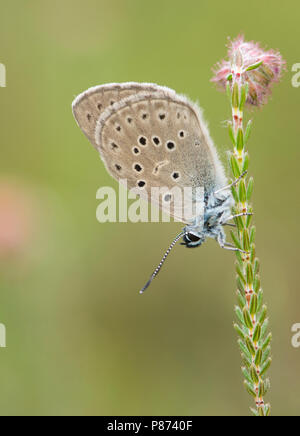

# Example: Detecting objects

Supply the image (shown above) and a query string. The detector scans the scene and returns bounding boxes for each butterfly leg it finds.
[220,242,248,254]
[222,212,253,224]
[217,232,248,254]
[214,171,248,195]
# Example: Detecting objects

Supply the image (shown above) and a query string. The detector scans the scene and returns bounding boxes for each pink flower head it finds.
[212,36,286,106]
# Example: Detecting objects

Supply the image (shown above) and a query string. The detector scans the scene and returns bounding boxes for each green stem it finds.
[228,66,272,417]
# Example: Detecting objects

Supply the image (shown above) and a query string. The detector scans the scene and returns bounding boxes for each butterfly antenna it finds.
[139,231,185,294]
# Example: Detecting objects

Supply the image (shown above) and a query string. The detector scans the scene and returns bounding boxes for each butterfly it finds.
[72,82,248,293]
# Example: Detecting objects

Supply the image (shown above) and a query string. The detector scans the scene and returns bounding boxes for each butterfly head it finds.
[182,231,205,248]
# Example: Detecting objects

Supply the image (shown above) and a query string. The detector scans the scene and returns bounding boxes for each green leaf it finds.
[237,276,245,293]
[257,290,264,312]
[239,84,248,111]
[246,61,263,71]
[235,215,245,232]
[234,323,246,340]
[242,152,249,172]
[238,179,247,203]
[243,230,250,252]
[250,408,259,417]
[247,264,254,286]
[258,406,265,417]
[246,177,254,201]
[230,154,241,178]
[235,306,245,325]
[237,289,247,308]
[236,128,244,152]
[228,122,236,146]
[242,353,252,369]
[262,333,272,351]
[265,404,271,416]
[255,348,262,366]
[254,275,261,294]
[236,264,246,284]
[260,358,272,377]
[226,82,232,100]
[262,346,271,366]
[243,308,254,330]
[250,365,259,384]
[250,294,258,315]
[264,379,271,394]
[250,226,256,245]
[258,380,265,398]
[258,305,267,324]
[245,336,256,356]
[238,340,252,361]
[254,258,260,275]
[253,323,262,343]
[231,231,242,250]
[231,186,239,202]
[250,243,256,263]
[235,250,243,268]
[244,120,253,143]
[246,208,253,227]
[244,381,257,399]
[242,367,253,385]
[261,319,269,339]
[232,82,239,108]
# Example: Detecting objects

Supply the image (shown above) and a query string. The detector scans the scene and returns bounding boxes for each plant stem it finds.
[228,55,272,417]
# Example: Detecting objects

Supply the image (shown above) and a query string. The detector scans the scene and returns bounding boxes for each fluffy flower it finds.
[212,36,286,106]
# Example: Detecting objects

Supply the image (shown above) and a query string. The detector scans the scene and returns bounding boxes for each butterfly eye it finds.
[186,233,201,242]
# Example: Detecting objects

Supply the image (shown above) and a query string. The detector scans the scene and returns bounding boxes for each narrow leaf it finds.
[255,348,262,366]
[245,337,256,356]
[243,308,253,330]
[246,177,254,201]
[260,358,272,377]
[244,120,253,143]
[253,323,262,343]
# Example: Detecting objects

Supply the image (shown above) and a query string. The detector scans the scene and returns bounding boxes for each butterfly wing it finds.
[72,82,173,149]
[72,84,227,223]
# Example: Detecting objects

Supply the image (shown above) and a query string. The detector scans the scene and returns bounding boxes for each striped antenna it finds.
[139,231,185,294]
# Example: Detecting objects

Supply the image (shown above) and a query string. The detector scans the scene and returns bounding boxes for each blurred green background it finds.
[0,0,299,416]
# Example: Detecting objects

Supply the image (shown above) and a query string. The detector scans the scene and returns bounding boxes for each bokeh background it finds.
[0,0,299,416]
